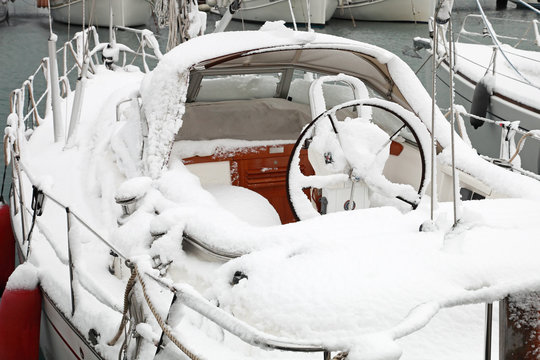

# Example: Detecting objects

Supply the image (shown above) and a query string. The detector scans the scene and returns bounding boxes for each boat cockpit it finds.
[169,47,430,224]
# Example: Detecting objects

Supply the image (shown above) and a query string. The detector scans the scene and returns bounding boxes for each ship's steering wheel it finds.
[286,98,430,221]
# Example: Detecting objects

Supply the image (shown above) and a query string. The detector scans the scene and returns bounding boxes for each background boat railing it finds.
[454,108,540,181]
[457,14,539,50]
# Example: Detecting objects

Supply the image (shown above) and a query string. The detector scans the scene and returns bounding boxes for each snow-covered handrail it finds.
[8,26,162,144]
[468,0,538,89]
[142,266,540,359]
[6,141,126,315]
[144,271,332,354]
[15,157,128,260]
[459,6,539,90]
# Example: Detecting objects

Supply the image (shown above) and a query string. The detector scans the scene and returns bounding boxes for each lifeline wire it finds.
[430,1,442,222]
[474,0,540,90]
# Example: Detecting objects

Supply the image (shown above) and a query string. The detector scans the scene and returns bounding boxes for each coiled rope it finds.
[109,265,201,360]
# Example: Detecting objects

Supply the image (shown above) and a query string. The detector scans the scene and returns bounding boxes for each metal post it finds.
[306,0,311,31]
[66,58,90,147]
[66,207,76,316]
[448,17,458,227]
[485,303,493,360]
[14,156,27,244]
[48,33,65,143]
[430,17,439,221]
[287,0,298,31]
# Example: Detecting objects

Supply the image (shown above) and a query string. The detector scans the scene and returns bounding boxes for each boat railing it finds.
[8,26,162,134]
[457,14,539,49]
[453,107,540,181]
[6,147,128,314]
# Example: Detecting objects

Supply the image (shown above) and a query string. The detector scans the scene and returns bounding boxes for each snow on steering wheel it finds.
[286,98,431,221]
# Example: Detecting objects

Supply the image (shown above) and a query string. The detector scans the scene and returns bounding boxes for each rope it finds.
[133,265,202,360]
[509,132,537,164]
[108,270,137,346]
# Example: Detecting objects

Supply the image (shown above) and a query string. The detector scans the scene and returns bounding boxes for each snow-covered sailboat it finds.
[333,0,435,23]
[5,6,540,360]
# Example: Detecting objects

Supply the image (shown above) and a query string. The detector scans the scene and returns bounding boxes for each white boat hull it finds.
[219,0,337,25]
[40,293,102,360]
[437,61,540,174]
[50,0,151,27]
[333,0,435,22]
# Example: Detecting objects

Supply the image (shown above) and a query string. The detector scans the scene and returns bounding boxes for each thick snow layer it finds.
[5,262,39,290]
[168,198,540,360]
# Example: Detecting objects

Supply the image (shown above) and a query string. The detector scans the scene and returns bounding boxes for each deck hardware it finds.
[343,200,356,211]
[88,328,100,346]
[324,152,333,164]
[115,195,139,224]
[30,186,45,216]
[66,207,76,316]
[26,185,46,256]
[484,302,492,360]
[231,271,248,285]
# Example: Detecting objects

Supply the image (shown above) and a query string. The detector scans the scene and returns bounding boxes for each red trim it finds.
[43,298,82,360]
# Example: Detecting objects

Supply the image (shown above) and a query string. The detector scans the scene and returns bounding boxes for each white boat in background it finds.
[208,0,337,26]
[48,0,152,27]
[510,0,540,9]
[333,0,435,23]
[434,13,540,174]
[7,1,540,358]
